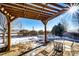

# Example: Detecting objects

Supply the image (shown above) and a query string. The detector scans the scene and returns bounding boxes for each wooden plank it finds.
[0,3,67,22]
[18,3,57,14]
[0,3,54,16]
[47,10,66,21]
[49,3,65,8]
[1,4,51,21]
[16,3,55,15]
[32,3,60,11]
[4,3,55,15]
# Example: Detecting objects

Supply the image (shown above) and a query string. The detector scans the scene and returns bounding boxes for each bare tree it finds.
[11,19,23,30]
[0,12,23,45]
[11,20,23,37]
[0,12,7,44]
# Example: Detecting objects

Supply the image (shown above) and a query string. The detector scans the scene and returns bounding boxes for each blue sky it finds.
[12,18,44,31]
[12,17,61,31]
[12,12,79,32]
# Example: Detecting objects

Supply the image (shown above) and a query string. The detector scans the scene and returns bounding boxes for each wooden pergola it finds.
[0,3,70,51]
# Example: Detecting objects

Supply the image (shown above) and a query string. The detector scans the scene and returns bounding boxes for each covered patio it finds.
[0,3,70,51]
[1,3,78,56]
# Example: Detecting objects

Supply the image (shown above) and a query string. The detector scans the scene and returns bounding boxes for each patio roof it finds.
[0,3,69,22]
[0,3,70,51]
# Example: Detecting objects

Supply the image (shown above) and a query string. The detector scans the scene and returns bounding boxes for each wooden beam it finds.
[7,17,11,51]
[32,3,60,11]
[0,3,67,22]
[49,3,65,8]
[47,10,66,21]
[17,4,53,19]
[1,4,51,21]
[65,3,71,7]
[0,3,54,16]
[36,3,46,21]
[17,3,57,14]
[1,3,54,15]
[16,3,55,15]
[66,3,75,6]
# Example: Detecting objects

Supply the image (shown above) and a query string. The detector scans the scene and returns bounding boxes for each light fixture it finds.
[0,5,1,7]
[1,7,4,12]
[9,15,11,17]
[10,16,15,19]
[4,11,7,14]
[7,13,9,16]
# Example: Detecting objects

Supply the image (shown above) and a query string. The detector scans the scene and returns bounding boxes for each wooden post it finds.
[7,19,11,51]
[42,20,48,44]
[44,23,47,44]
[0,8,12,51]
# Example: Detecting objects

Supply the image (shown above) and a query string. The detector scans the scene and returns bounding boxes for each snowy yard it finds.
[0,36,42,49]
[0,35,79,56]
[0,35,79,49]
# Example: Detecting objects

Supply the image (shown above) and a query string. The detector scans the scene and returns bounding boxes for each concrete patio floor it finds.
[0,40,79,56]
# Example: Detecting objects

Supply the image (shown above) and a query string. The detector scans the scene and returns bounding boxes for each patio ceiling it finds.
[0,3,71,51]
[0,3,69,22]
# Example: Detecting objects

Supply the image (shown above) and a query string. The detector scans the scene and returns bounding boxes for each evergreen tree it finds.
[51,23,65,36]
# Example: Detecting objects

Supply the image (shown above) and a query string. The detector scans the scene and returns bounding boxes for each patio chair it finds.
[53,41,63,56]
[63,40,74,56]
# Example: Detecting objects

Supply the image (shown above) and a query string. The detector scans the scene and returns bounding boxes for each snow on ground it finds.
[0,35,79,48]
[11,36,38,45]
[0,36,41,48]
[0,38,2,44]
[0,37,6,48]
[0,44,5,48]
